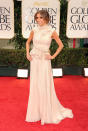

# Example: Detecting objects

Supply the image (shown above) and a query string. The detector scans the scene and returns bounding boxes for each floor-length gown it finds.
[25,24,73,125]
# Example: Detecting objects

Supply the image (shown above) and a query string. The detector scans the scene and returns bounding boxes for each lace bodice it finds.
[32,24,55,51]
[30,24,55,59]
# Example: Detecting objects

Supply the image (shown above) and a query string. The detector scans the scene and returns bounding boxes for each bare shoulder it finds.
[51,31,59,39]
[28,30,34,40]
[30,30,34,37]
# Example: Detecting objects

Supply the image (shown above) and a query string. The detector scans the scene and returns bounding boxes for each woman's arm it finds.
[45,31,64,60]
[51,31,64,59]
[26,31,34,61]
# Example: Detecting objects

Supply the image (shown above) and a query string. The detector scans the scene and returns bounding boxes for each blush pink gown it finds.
[25,24,73,125]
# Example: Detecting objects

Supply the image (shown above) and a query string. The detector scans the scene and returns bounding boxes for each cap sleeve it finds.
[51,28,55,34]
[49,26,56,36]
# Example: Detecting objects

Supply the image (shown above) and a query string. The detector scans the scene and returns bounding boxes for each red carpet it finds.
[0,75,88,131]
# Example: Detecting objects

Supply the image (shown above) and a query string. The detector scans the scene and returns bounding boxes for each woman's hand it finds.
[45,54,54,60]
[26,54,32,61]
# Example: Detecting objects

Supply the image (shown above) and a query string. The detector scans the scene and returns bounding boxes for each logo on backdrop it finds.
[0,7,11,31]
[66,0,88,38]
[0,0,14,39]
[70,7,88,31]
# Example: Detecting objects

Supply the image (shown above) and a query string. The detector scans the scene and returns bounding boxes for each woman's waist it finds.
[30,46,50,59]
[31,46,50,53]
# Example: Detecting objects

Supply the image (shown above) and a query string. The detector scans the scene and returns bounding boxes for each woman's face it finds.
[35,13,46,26]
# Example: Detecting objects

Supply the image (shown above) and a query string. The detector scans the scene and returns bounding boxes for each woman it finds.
[25,10,73,125]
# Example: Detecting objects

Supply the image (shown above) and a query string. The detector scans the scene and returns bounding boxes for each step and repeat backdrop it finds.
[0,0,88,39]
